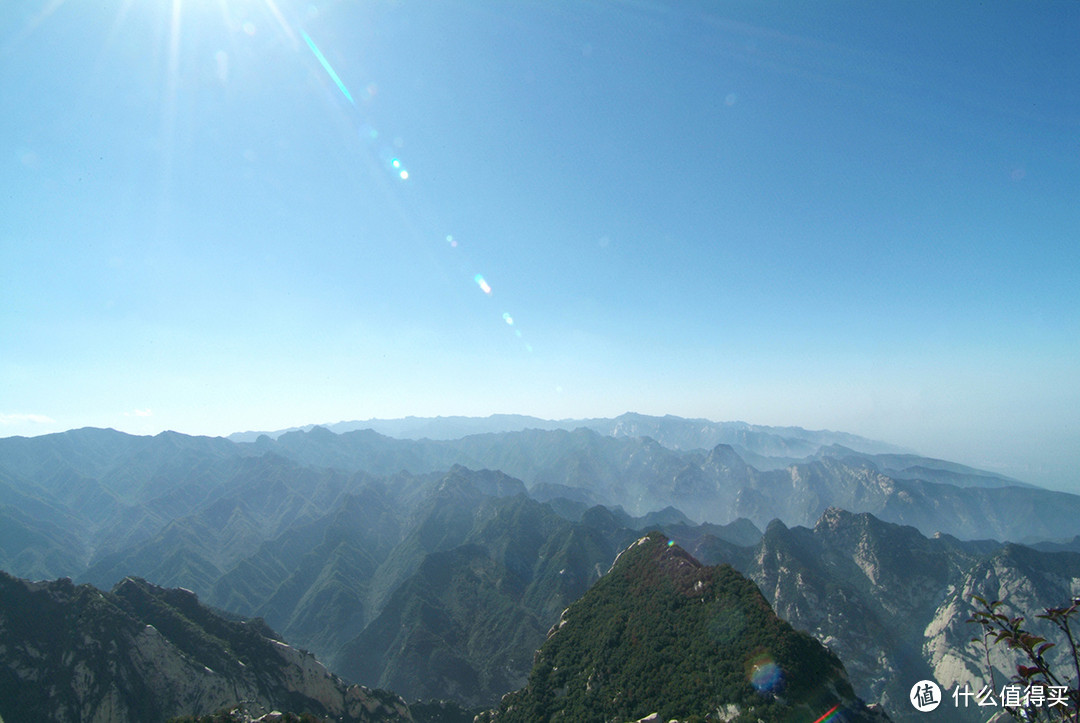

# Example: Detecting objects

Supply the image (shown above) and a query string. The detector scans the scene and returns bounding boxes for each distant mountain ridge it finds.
[234,427,1071,541]
[0,423,1073,589]
[815,445,1030,488]
[228,412,912,457]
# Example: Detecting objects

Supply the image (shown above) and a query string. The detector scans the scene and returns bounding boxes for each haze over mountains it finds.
[1,413,1078,722]
[227,414,1064,541]
[228,413,913,458]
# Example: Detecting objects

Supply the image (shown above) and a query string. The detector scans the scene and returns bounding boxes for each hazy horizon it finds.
[3,2,1078,492]
[4,411,1077,495]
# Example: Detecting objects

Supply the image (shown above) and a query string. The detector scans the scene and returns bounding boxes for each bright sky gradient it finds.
[2,1,1078,490]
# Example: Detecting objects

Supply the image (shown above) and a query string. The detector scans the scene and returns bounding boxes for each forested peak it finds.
[481,532,887,722]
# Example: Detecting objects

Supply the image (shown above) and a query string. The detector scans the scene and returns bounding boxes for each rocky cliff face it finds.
[683,509,1080,722]
[923,543,1080,698]
[0,572,413,723]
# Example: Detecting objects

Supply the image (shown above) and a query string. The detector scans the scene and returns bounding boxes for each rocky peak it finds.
[703,443,749,474]
[813,506,854,532]
[437,466,526,500]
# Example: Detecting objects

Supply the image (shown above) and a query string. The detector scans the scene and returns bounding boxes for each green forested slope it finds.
[479,532,887,723]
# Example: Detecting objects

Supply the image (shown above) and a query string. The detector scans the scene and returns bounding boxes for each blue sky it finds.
[2,1,1078,490]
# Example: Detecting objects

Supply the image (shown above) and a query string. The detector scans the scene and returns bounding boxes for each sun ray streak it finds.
[159,0,184,204]
[168,0,182,79]
[302,30,354,105]
[3,0,66,51]
[295,17,531,353]
[262,0,297,44]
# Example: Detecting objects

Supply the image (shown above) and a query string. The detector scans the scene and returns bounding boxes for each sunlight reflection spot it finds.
[475,275,492,295]
[243,21,256,36]
[502,313,514,325]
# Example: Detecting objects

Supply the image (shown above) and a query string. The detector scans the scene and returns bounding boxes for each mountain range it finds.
[227,412,913,459]
[1,414,1078,721]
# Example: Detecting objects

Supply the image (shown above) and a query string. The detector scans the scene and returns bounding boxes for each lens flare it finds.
[302,30,354,104]
[747,651,784,695]
[300,20,531,354]
[812,704,841,723]
[382,153,409,179]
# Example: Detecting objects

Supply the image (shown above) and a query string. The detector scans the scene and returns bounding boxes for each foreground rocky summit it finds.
[0,571,413,723]
[478,532,890,723]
